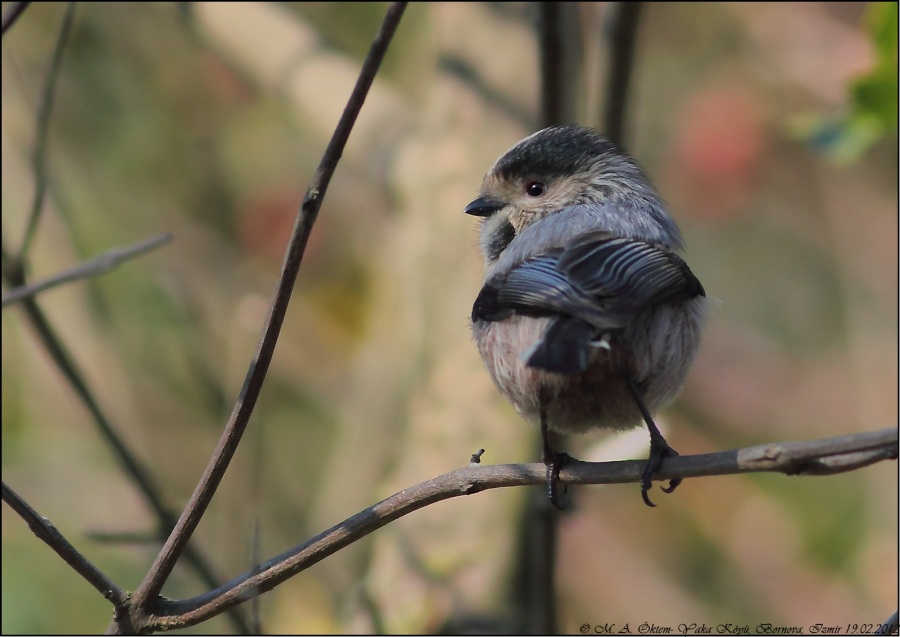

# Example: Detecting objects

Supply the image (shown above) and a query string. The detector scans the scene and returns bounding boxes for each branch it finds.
[17,2,76,258]
[537,2,584,130]
[1,481,126,606]
[129,428,896,632]
[2,233,172,308]
[538,2,564,128]
[125,1,409,623]
[603,1,642,146]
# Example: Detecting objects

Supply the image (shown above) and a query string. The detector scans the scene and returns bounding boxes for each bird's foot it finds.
[542,448,570,510]
[641,438,682,507]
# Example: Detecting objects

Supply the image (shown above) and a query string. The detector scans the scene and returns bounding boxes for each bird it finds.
[465,124,707,507]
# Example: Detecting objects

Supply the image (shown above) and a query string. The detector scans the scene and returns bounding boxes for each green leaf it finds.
[793,2,898,162]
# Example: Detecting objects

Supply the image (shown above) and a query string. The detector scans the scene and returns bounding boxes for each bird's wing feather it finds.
[558,231,704,312]
[490,231,703,328]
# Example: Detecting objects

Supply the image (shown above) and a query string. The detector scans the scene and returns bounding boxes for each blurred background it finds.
[2,2,897,634]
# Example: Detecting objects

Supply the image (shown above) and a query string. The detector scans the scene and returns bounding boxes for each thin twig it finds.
[0,240,251,634]
[2,233,172,308]
[128,428,897,632]
[603,1,642,146]
[2,481,126,606]
[125,2,409,626]
[1,1,30,36]
[85,531,161,545]
[18,2,76,259]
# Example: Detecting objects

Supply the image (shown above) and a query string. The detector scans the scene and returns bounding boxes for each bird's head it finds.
[466,125,681,264]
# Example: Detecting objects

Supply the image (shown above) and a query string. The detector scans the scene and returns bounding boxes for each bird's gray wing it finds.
[557,230,705,314]
[484,231,704,328]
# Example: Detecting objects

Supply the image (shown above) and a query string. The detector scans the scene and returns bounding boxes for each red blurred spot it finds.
[238,189,324,264]
[665,84,769,221]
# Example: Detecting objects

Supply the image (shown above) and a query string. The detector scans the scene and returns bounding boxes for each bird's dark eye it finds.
[525,181,546,197]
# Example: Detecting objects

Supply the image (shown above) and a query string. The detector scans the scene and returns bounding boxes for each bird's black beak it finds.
[464,196,504,217]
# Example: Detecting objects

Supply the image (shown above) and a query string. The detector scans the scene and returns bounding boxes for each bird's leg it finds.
[625,376,682,507]
[539,394,569,509]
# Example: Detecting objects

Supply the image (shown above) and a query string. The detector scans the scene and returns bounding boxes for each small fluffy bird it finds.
[466,125,707,506]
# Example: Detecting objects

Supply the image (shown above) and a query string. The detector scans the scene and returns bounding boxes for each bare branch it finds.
[131,428,896,632]
[126,1,410,620]
[538,2,563,127]
[1,1,30,36]
[734,429,899,475]
[2,481,126,606]
[2,233,172,308]
[537,2,583,129]
[17,2,76,258]
[603,1,642,146]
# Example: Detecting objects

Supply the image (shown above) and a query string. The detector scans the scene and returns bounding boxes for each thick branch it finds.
[134,428,897,632]
[603,1,642,146]
[538,2,563,128]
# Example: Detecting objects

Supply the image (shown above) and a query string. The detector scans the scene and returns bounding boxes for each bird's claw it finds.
[640,441,681,507]
[543,449,570,510]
